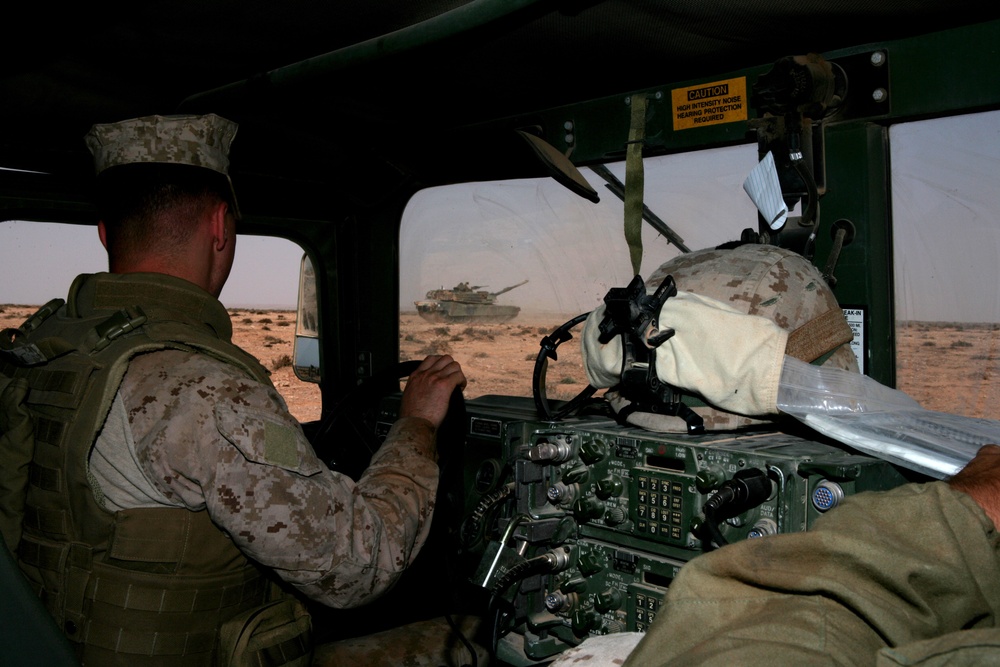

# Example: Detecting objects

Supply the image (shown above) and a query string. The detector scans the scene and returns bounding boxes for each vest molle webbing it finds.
[0,273,307,666]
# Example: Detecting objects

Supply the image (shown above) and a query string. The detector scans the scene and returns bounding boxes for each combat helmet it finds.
[605,243,858,432]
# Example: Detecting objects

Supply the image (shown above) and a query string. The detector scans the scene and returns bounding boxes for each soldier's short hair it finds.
[95,163,233,256]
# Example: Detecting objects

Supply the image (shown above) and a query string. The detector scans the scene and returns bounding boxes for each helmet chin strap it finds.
[596,274,704,435]
[532,274,705,435]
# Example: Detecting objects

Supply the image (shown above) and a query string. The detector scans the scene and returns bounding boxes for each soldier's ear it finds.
[98,220,109,250]
[210,201,230,252]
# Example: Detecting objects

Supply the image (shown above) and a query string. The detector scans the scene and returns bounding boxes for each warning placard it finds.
[672,77,748,130]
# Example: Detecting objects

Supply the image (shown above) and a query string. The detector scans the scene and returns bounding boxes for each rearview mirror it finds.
[293,254,321,383]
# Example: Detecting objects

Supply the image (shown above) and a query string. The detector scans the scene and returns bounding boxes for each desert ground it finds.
[0,306,587,425]
[895,321,1000,419]
[3,303,998,423]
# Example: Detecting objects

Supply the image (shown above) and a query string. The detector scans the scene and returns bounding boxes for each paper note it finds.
[742,151,788,230]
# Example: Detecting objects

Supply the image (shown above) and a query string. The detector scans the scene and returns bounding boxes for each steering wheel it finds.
[304,363,473,632]
[310,360,466,481]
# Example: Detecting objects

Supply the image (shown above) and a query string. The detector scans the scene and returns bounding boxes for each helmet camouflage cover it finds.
[606,244,858,432]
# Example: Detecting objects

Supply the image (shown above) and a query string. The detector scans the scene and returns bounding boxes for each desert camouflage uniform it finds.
[312,615,491,666]
[0,271,442,666]
[85,273,439,608]
[2,114,451,663]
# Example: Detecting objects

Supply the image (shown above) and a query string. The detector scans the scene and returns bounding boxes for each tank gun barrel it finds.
[490,279,529,297]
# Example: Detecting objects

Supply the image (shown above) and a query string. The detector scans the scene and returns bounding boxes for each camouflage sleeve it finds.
[120,349,439,608]
[623,482,1000,667]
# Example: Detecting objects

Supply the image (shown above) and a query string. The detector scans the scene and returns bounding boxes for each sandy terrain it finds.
[3,303,998,423]
[895,321,1000,418]
[398,311,589,402]
[0,306,586,425]
[0,305,323,423]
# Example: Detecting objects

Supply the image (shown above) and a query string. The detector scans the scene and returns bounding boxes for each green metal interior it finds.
[5,4,1000,660]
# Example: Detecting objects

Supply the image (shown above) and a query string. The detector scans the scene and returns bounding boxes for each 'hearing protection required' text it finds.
[671,77,747,130]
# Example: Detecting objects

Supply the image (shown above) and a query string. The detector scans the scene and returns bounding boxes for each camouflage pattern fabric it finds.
[90,320,439,609]
[607,244,858,432]
[84,114,237,176]
[84,113,241,217]
[546,632,644,666]
[312,615,490,666]
[622,482,1000,666]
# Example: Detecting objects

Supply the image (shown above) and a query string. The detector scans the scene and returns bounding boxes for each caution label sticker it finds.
[843,307,866,374]
[671,77,748,130]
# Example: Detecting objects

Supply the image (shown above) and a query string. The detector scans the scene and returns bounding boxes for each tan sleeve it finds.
[120,349,439,608]
[623,482,1000,667]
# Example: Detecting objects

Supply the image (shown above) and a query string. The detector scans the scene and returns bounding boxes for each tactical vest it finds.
[0,273,311,666]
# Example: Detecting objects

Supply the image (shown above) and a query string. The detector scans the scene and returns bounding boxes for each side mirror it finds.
[293,254,321,383]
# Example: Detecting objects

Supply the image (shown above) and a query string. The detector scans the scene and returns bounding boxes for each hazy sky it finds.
[890,110,1000,322]
[4,110,1000,322]
[400,145,760,316]
[1,220,305,309]
[400,110,1000,322]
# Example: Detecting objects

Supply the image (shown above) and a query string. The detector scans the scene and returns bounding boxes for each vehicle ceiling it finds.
[4,0,1000,221]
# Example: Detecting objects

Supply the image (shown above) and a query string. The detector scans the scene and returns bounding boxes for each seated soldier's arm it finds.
[109,350,462,608]
[622,448,1000,666]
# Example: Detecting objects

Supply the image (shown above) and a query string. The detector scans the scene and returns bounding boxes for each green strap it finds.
[0,377,34,551]
[81,618,217,657]
[625,93,647,276]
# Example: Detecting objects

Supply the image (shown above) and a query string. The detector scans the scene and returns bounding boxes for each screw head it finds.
[872,87,888,103]
[870,51,886,67]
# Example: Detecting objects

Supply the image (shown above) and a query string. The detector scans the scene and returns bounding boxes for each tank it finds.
[414,280,529,323]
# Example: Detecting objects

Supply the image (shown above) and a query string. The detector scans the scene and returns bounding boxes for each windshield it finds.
[399,145,760,399]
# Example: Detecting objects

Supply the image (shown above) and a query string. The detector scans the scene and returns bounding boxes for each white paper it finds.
[742,151,788,230]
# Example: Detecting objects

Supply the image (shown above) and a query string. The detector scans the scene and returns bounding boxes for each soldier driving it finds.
[0,114,466,666]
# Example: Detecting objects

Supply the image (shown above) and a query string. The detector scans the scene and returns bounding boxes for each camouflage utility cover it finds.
[608,244,857,432]
[84,113,242,217]
[85,114,237,176]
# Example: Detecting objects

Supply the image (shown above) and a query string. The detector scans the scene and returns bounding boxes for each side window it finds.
[0,221,320,422]
[891,110,1000,419]
[398,146,759,400]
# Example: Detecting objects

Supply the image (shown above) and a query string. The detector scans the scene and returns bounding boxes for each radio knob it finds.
[604,506,627,526]
[578,551,605,576]
[604,620,625,634]
[574,496,606,523]
[579,438,608,465]
[572,610,602,636]
[595,588,623,613]
[595,475,624,499]
[695,465,726,493]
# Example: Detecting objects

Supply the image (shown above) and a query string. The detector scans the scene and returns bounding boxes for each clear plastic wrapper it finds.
[777,357,1000,478]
